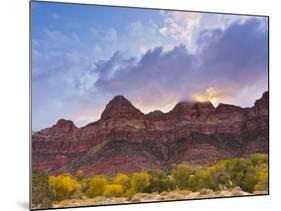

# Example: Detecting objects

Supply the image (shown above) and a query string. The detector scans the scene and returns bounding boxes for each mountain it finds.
[32,91,269,176]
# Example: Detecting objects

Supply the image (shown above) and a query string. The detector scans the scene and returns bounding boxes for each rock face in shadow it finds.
[32,91,269,176]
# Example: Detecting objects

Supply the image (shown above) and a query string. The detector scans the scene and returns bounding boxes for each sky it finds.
[32,2,268,131]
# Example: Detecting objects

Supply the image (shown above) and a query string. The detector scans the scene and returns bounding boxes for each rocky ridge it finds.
[32,91,269,176]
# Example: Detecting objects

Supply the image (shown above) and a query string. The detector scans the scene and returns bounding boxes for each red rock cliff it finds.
[32,91,269,176]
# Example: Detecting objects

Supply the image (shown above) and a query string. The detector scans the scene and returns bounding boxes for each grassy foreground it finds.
[32,153,268,209]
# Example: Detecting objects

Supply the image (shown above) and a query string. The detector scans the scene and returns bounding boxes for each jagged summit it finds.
[109,95,131,105]
[32,91,268,175]
[56,119,75,127]
[170,101,193,112]
[49,119,77,135]
[100,95,144,120]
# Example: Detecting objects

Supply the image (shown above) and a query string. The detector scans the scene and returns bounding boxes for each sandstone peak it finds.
[110,95,131,105]
[32,91,268,176]
[56,119,75,127]
[100,95,143,120]
[49,119,77,135]
[169,101,196,118]
[171,101,193,112]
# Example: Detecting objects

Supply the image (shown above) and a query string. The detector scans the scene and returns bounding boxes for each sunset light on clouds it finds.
[32,2,268,131]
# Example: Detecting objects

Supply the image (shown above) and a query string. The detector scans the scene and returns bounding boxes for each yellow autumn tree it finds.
[86,176,108,198]
[130,172,150,193]
[171,164,192,189]
[48,175,81,201]
[104,184,124,197]
[114,173,129,187]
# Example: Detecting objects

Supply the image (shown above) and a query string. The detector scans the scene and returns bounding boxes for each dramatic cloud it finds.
[32,2,268,130]
[158,11,256,53]
[92,18,268,112]
[198,18,268,86]
[192,87,230,107]
[159,11,202,45]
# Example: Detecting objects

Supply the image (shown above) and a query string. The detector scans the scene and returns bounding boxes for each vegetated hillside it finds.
[32,91,268,176]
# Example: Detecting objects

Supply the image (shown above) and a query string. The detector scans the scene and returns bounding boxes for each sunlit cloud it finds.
[193,87,223,106]
[159,11,202,51]
[32,2,268,131]
[192,87,231,107]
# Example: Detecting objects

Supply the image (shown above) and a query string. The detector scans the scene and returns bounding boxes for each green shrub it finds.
[224,158,257,192]
[32,169,54,207]
[187,155,269,193]
[171,164,192,189]
[250,154,268,167]
[80,178,91,193]
[188,168,212,191]
[147,169,176,193]
[130,172,150,194]
[254,165,268,191]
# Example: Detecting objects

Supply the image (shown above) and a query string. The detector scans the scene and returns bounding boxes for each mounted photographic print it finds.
[30,1,269,210]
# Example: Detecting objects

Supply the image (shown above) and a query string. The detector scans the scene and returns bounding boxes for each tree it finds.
[76,170,84,182]
[240,164,258,192]
[225,158,249,188]
[147,169,176,193]
[250,154,268,167]
[130,172,150,193]
[80,178,91,193]
[86,176,108,198]
[48,175,81,201]
[188,168,211,191]
[223,156,268,193]
[171,164,192,189]
[32,169,54,208]
[104,184,124,197]
[114,173,129,188]
[254,165,268,191]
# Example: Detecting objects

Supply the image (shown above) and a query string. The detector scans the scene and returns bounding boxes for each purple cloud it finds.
[92,18,268,111]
